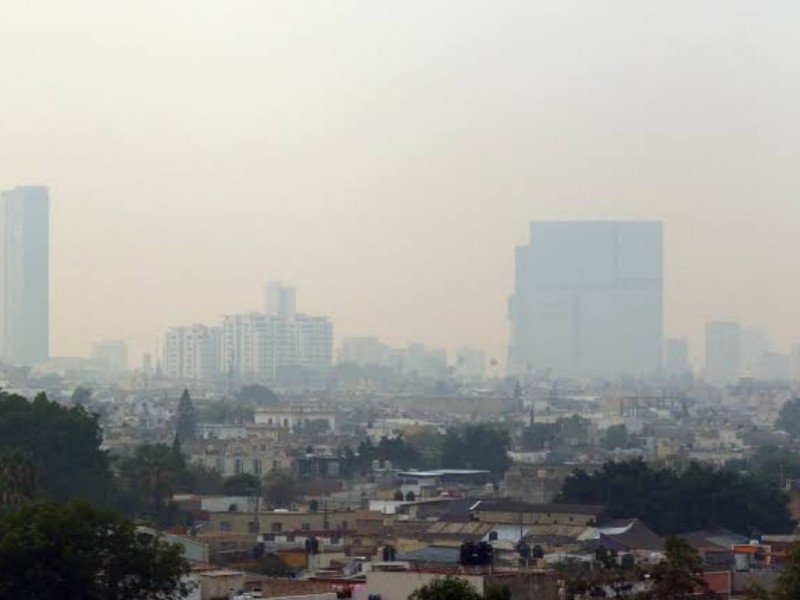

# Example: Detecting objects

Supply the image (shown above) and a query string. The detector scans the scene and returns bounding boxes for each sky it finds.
[1,0,800,367]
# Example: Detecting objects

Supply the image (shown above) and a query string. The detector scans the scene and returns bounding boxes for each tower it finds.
[0,186,50,365]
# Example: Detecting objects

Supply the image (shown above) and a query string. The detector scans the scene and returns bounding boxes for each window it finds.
[271,523,283,533]
[301,523,311,531]
[253,459,262,475]
[248,521,259,534]
[234,459,243,474]
[219,521,232,532]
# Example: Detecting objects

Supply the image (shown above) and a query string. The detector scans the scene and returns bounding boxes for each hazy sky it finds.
[2,1,799,366]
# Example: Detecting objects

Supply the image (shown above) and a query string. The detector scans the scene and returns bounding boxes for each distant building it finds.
[91,340,128,372]
[403,343,448,379]
[455,347,485,379]
[163,324,221,381]
[663,338,691,377]
[753,352,790,381]
[265,280,296,319]
[704,321,741,384]
[339,336,391,366]
[791,344,800,384]
[0,186,50,365]
[509,221,663,378]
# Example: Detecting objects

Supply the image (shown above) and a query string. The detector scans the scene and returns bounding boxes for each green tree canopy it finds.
[409,576,483,600]
[235,384,279,406]
[356,435,421,470]
[440,424,511,473]
[224,473,262,496]
[777,398,800,438]
[263,470,298,509]
[557,459,794,536]
[0,501,190,599]
[118,443,187,524]
[198,400,254,424]
[647,536,712,600]
[175,389,196,442]
[0,392,113,504]
[604,424,629,450]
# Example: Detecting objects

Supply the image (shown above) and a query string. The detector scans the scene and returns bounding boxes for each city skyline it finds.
[5,2,800,367]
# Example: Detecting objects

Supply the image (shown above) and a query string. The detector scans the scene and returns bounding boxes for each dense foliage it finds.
[521,415,592,451]
[356,435,421,470]
[441,424,511,473]
[0,392,113,504]
[174,389,196,442]
[235,384,280,406]
[776,398,800,438]
[0,501,190,599]
[263,470,298,508]
[557,459,794,535]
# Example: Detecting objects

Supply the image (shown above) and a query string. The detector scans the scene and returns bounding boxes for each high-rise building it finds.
[265,281,296,319]
[508,221,663,378]
[455,347,486,380]
[91,340,129,372]
[704,321,741,384]
[339,336,391,366]
[663,338,691,377]
[0,186,50,365]
[163,324,221,381]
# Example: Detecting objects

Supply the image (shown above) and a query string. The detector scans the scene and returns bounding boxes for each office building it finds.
[508,221,663,378]
[339,336,391,366]
[265,281,296,318]
[455,347,486,380]
[663,339,691,377]
[163,324,221,381]
[91,340,129,372]
[704,321,741,384]
[0,186,50,365]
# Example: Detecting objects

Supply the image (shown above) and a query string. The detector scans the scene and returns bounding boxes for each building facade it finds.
[163,324,221,381]
[0,186,50,365]
[704,321,741,384]
[509,221,663,379]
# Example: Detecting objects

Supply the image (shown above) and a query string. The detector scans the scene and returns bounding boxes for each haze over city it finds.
[3,1,800,366]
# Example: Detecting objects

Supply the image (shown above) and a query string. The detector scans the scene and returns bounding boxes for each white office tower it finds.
[265,281,296,318]
[509,221,663,379]
[704,321,741,384]
[221,291,332,382]
[0,186,50,365]
[663,339,691,377]
[163,324,221,381]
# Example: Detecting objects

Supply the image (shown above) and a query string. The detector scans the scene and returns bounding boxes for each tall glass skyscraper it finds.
[509,221,663,378]
[0,186,49,365]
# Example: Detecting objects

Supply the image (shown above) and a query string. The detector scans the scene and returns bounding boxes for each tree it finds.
[0,501,190,599]
[604,424,629,450]
[224,473,262,496]
[198,400,254,424]
[521,423,556,451]
[0,392,113,504]
[263,470,298,508]
[175,389,196,442]
[118,443,186,520]
[647,536,712,600]
[409,576,483,600]
[0,450,36,509]
[440,424,511,473]
[71,386,93,405]
[747,542,800,600]
[557,459,794,536]
[777,398,800,438]
[236,384,279,406]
